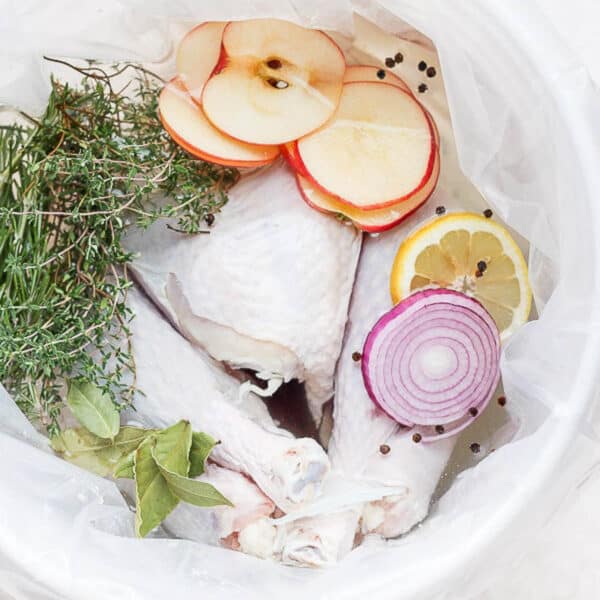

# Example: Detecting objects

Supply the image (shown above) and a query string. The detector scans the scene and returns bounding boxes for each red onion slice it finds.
[362,289,501,441]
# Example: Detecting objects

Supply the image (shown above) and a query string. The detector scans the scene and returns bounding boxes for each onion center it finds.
[415,344,457,380]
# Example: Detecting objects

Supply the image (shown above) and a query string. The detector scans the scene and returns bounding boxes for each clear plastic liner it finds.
[1,1,600,598]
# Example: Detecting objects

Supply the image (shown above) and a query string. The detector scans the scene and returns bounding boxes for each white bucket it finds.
[1,1,599,599]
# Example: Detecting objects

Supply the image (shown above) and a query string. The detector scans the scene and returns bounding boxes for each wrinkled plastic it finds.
[1,1,600,599]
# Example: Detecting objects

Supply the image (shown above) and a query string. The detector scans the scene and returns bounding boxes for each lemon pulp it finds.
[390,212,532,340]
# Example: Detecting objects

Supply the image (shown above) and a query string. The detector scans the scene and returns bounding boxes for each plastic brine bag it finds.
[1,1,600,599]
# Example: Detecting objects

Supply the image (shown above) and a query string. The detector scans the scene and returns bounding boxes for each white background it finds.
[0,2,598,598]
[480,1,600,598]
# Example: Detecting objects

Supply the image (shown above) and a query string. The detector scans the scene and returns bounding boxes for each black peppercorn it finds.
[267,59,283,69]
[469,407,479,417]
[379,444,391,455]
[435,206,446,216]
[470,443,481,454]
[498,396,507,407]
[426,66,437,78]
[376,69,386,80]
[418,83,428,94]
[204,213,215,226]
[418,60,427,71]
[435,425,445,435]
[483,209,493,218]
[477,260,487,273]
[395,52,404,64]
[412,433,422,443]
[352,351,362,362]
[385,57,396,68]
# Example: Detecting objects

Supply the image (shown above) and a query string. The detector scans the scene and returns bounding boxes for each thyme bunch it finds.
[0,60,239,435]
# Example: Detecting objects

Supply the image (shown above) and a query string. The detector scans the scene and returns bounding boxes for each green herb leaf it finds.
[51,418,228,533]
[68,447,124,477]
[52,426,154,477]
[153,420,192,476]
[113,426,158,454]
[51,427,122,477]
[134,436,179,538]
[151,445,232,508]
[51,428,112,454]
[189,431,218,478]
[52,426,152,455]
[113,452,135,479]
[0,63,239,436]
[51,429,123,477]
[66,380,120,439]
[111,427,160,479]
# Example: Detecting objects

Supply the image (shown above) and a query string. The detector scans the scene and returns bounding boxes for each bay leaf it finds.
[51,428,112,455]
[66,380,120,439]
[52,427,153,456]
[52,426,156,479]
[52,429,124,477]
[151,445,232,508]
[134,437,179,538]
[153,420,192,476]
[111,428,158,479]
[68,445,125,477]
[113,452,135,479]
[189,431,218,478]
[113,426,158,454]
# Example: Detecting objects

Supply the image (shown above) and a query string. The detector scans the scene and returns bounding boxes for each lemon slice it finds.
[390,212,532,340]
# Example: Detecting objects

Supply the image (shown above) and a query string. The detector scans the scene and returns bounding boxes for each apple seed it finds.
[267,78,289,89]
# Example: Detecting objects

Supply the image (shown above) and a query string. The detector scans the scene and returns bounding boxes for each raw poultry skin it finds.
[279,508,361,567]
[332,229,456,535]
[125,289,344,565]
[124,162,362,422]
[123,287,330,513]
[162,464,276,554]
[280,229,456,565]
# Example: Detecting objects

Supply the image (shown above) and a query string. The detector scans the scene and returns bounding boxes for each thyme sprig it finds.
[0,60,240,435]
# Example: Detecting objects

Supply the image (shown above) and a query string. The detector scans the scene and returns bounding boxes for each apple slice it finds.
[285,117,439,180]
[296,82,436,210]
[159,77,280,168]
[343,65,412,95]
[285,118,438,182]
[296,150,440,233]
[343,66,440,149]
[281,142,310,177]
[176,22,227,104]
[202,19,346,145]
[342,66,442,151]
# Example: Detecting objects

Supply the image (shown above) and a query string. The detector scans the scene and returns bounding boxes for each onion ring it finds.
[362,289,501,441]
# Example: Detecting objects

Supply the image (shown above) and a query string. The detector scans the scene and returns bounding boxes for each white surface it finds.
[0,2,599,600]
[479,1,600,598]
[538,0,600,85]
